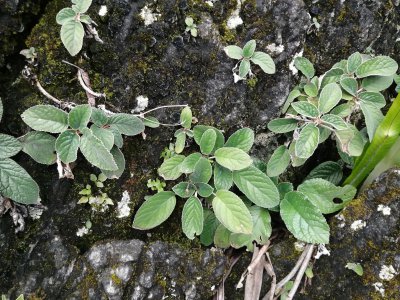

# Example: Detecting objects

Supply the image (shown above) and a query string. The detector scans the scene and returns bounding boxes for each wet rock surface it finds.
[1,0,400,298]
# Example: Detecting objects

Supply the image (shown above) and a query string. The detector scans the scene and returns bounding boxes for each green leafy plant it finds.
[147,178,166,192]
[0,98,40,205]
[268,53,398,166]
[224,40,276,82]
[132,107,356,246]
[78,173,113,211]
[345,262,363,276]
[19,47,37,63]
[185,17,198,37]
[56,0,97,56]
[1,295,24,300]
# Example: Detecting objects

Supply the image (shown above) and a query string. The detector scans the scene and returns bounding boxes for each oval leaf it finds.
[158,155,185,180]
[132,191,176,230]
[318,83,342,114]
[19,131,56,165]
[0,134,22,159]
[101,146,126,179]
[267,145,290,177]
[291,102,319,118]
[251,51,275,74]
[294,57,315,79]
[267,118,298,133]
[189,157,212,184]
[214,163,233,191]
[295,124,319,159]
[214,147,252,171]
[182,196,203,239]
[61,20,84,56]
[356,56,398,78]
[200,129,217,155]
[68,104,92,130]
[55,130,80,164]
[180,153,202,174]
[21,105,68,133]
[108,113,145,136]
[224,128,254,152]
[224,45,243,60]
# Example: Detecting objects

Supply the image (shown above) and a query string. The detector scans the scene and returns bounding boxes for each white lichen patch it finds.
[350,220,366,231]
[140,6,160,26]
[76,226,89,237]
[98,5,108,16]
[335,213,346,228]
[314,244,331,259]
[372,282,385,297]
[289,50,304,75]
[117,190,131,218]
[131,95,149,113]
[377,204,391,216]
[205,0,216,6]
[379,265,398,281]
[266,43,285,55]
[226,0,243,29]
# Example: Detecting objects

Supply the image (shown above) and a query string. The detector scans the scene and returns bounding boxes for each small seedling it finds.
[19,47,37,63]
[224,40,275,82]
[147,178,166,192]
[345,262,363,276]
[185,17,198,37]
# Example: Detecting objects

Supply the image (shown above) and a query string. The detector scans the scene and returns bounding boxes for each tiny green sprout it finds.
[185,17,198,37]
[20,47,37,62]
[224,39,276,82]
[160,143,175,160]
[147,178,166,192]
[77,173,113,211]
[305,265,314,278]
[345,262,364,276]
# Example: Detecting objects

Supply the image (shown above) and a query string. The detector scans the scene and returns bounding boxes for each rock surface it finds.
[1,0,400,299]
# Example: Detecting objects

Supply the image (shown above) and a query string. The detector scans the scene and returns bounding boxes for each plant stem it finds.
[133,104,188,116]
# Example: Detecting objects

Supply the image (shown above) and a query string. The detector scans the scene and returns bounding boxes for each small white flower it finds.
[377,204,391,216]
[98,5,107,16]
[379,265,398,281]
[350,220,366,231]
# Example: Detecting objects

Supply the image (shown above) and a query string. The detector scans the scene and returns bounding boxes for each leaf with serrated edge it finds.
[250,206,271,244]
[79,129,117,171]
[224,128,254,152]
[267,145,290,177]
[158,155,185,180]
[291,102,319,118]
[295,124,319,159]
[132,191,176,229]
[214,147,252,171]
[101,146,125,179]
[55,130,80,163]
[180,153,202,173]
[182,196,203,239]
[19,131,56,165]
[305,161,343,185]
[212,190,253,234]
[189,157,212,184]
[0,158,39,204]
[0,134,22,159]
[319,83,342,114]
[56,8,76,25]
[172,182,196,198]
[356,56,398,78]
[61,20,84,56]
[91,108,108,126]
[21,105,68,133]
[280,191,329,244]
[233,165,280,208]
[200,209,220,246]
[69,104,92,130]
[90,125,114,150]
[108,113,145,136]
[268,118,298,133]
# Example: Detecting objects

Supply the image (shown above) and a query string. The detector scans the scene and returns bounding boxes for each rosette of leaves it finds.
[185,17,197,37]
[56,0,96,56]
[132,108,352,246]
[0,98,40,205]
[269,53,398,166]
[224,40,276,81]
[19,104,160,179]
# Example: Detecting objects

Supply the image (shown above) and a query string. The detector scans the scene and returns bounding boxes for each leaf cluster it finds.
[56,0,95,56]
[132,107,356,245]
[268,53,398,166]
[224,40,276,81]
[185,17,198,37]
[78,173,113,211]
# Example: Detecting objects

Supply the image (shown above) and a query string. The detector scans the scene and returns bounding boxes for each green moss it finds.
[111,272,123,286]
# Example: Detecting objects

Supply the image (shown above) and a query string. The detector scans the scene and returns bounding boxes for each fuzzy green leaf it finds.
[321,114,348,130]
[358,92,386,109]
[294,57,315,79]
[321,68,344,88]
[242,40,256,58]
[55,130,80,164]
[189,157,212,184]
[196,182,214,198]
[68,104,92,130]
[224,45,243,60]
[182,196,203,239]
[173,182,196,198]
[19,131,56,165]
[280,191,330,244]
[142,116,160,128]
[61,20,84,56]
[360,102,384,142]
[304,82,318,97]
[340,77,358,96]
[295,124,319,158]
[250,206,272,244]
[361,75,394,92]
[267,145,290,177]
[233,165,280,208]
[0,158,39,204]
[90,125,114,151]
[21,105,68,133]
[158,155,185,180]
[79,128,117,171]
[330,103,353,117]
[239,60,251,78]
[345,263,364,276]
[267,118,298,133]
[0,134,22,159]
[214,163,233,191]
[180,106,192,129]
[200,209,220,246]
[174,132,186,154]
[214,147,252,171]
[251,51,275,74]
[101,146,125,179]
[318,83,342,114]
[132,191,176,230]
[282,89,302,113]
[214,224,231,248]
[305,161,343,185]
[200,129,217,155]
[180,153,202,173]
[72,0,92,13]
[193,125,225,153]
[347,52,362,73]
[224,128,254,152]
[91,108,108,127]
[291,102,319,118]
[212,190,253,234]
[108,113,145,136]
[356,56,398,78]
[56,8,76,25]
